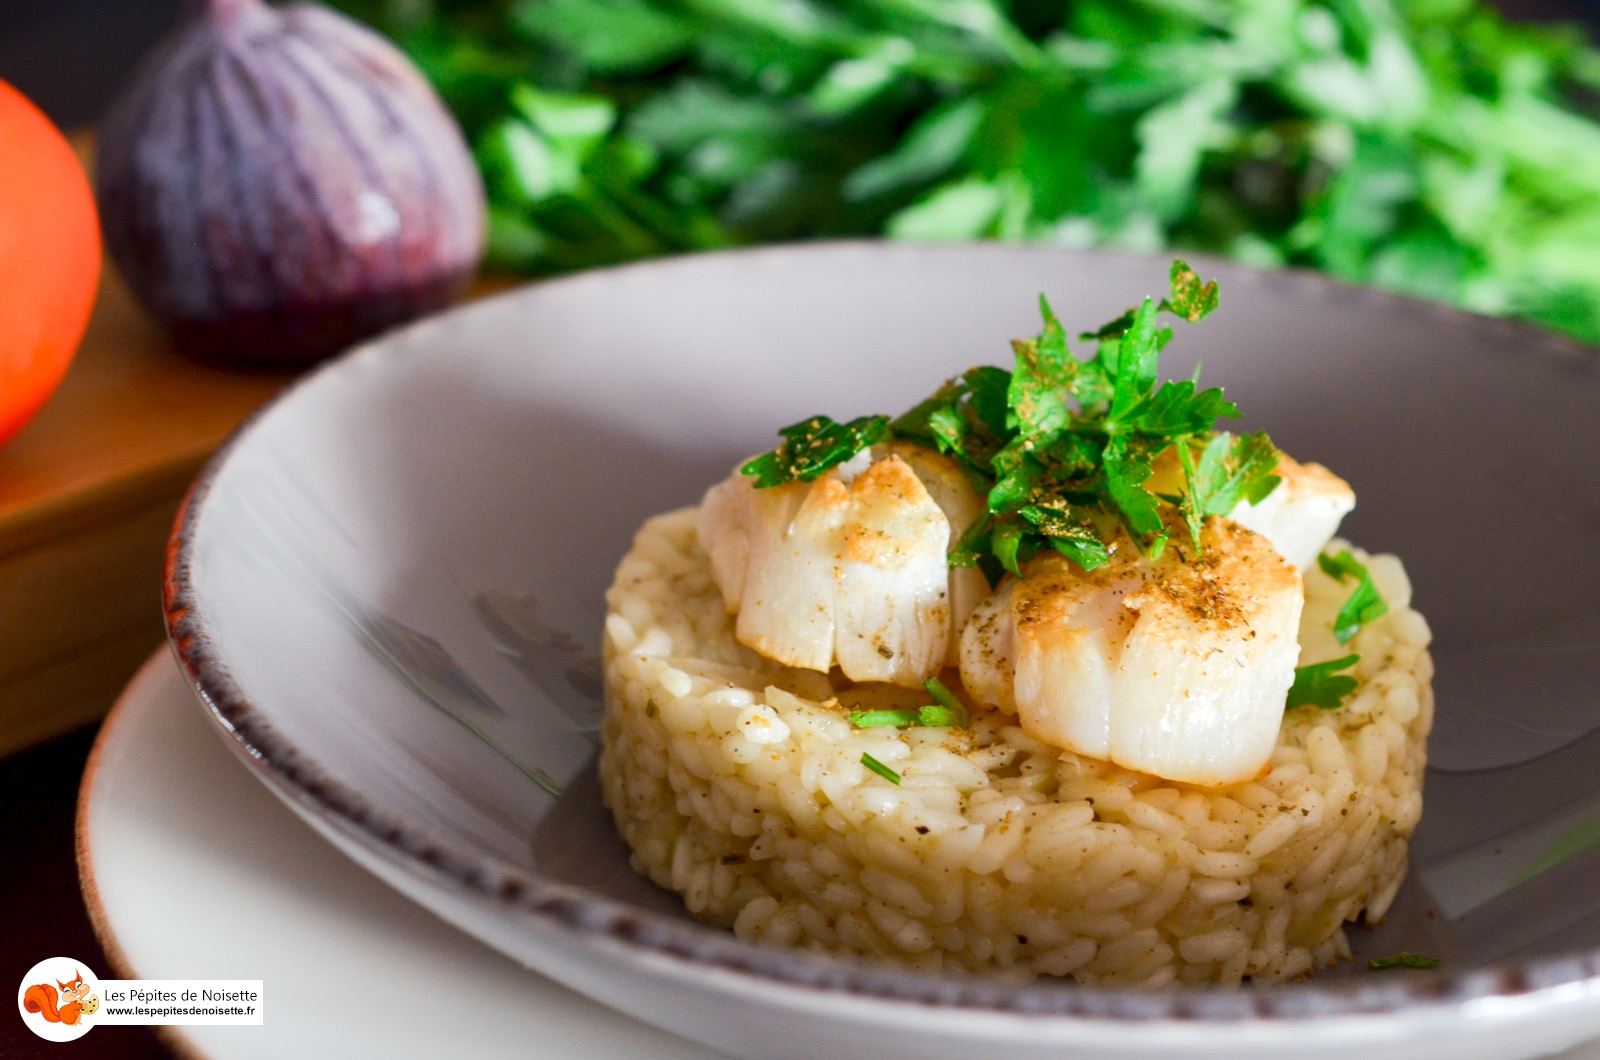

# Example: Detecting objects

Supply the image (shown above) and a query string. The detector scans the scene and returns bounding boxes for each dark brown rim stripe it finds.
[163,241,1600,1025]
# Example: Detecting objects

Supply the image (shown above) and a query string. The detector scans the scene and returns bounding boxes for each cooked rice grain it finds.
[599,509,1432,985]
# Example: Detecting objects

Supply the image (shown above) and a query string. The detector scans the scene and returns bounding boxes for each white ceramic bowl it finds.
[165,243,1600,1060]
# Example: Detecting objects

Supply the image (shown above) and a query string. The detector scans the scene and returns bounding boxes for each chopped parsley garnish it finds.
[1318,550,1390,645]
[1286,654,1361,711]
[740,414,891,487]
[1368,952,1440,970]
[1162,262,1220,323]
[1181,430,1282,552]
[741,261,1282,579]
[860,752,901,785]
[849,678,969,729]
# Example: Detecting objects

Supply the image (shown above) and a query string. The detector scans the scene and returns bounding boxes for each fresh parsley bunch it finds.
[333,0,1600,344]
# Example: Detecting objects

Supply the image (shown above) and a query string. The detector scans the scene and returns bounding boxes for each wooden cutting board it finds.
[0,258,295,758]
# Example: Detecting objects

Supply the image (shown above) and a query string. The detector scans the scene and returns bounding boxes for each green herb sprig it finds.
[1319,550,1390,645]
[741,261,1281,581]
[1285,550,1392,710]
[740,415,890,487]
[906,261,1283,576]
[337,0,1600,346]
[1286,654,1361,710]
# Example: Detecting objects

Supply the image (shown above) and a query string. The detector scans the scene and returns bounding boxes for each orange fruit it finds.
[0,78,101,447]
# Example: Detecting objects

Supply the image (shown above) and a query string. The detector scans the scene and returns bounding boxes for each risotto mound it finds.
[599,508,1431,986]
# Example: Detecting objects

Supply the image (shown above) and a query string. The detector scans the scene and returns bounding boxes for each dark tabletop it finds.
[1,727,174,1060]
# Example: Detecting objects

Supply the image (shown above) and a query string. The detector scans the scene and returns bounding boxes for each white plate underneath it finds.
[77,649,734,1060]
[77,650,1600,1060]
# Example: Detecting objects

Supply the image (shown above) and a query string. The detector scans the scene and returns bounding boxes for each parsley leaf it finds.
[1048,534,1112,571]
[1179,431,1282,552]
[1079,309,1136,343]
[966,366,1013,438]
[991,516,1036,576]
[1106,299,1167,423]
[1103,437,1167,554]
[1160,260,1220,323]
[949,513,1008,587]
[1132,380,1238,437]
[1007,296,1076,439]
[899,367,1011,492]
[1286,654,1361,710]
[1020,500,1109,566]
[949,511,992,568]
[891,379,963,450]
[1318,550,1390,645]
[1368,953,1440,971]
[740,414,890,487]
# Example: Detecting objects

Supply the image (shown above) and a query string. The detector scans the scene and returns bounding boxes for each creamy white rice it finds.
[599,508,1432,985]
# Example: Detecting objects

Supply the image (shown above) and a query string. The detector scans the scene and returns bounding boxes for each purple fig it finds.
[96,0,485,367]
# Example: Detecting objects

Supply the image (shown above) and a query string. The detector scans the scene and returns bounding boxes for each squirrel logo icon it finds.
[23,968,98,1026]
[16,959,101,1041]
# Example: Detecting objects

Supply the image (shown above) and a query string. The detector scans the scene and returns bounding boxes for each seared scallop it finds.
[878,440,990,664]
[699,451,955,685]
[1227,454,1356,571]
[960,518,1303,785]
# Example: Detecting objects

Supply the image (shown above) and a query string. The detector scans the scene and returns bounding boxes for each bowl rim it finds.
[163,239,1600,1025]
